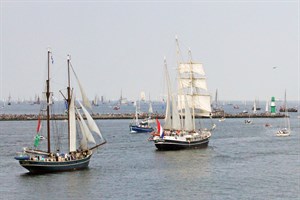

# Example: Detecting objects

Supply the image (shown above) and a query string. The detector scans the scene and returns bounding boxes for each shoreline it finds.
[0,112,287,121]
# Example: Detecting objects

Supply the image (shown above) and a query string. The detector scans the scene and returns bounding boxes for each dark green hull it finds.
[19,154,91,174]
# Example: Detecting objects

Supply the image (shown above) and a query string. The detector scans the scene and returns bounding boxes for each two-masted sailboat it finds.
[129,101,154,133]
[152,37,215,150]
[15,49,106,173]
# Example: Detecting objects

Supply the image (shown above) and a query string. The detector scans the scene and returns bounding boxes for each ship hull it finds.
[130,125,154,133]
[154,138,209,151]
[19,154,92,174]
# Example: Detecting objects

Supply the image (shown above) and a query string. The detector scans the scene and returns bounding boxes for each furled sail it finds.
[77,100,103,140]
[69,92,77,152]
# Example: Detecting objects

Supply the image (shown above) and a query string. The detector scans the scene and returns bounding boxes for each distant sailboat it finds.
[265,100,269,113]
[92,95,99,106]
[252,99,261,110]
[147,95,155,123]
[264,100,271,127]
[279,90,298,112]
[241,100,248,114]
[245,100,254,124]
[119,89,128,105]
[253,100,257,113]
[276,90,291,136]
[7,93,12,105]
[15,49,106,174]
[129,100,154,133]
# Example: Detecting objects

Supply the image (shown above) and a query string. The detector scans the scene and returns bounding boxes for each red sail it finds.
[36,117,42,132]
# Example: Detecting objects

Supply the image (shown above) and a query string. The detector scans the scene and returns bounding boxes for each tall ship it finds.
[152,37,215,150]
[15,49,106,174]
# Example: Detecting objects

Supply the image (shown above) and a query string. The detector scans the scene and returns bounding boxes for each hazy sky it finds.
[1,0,299,102]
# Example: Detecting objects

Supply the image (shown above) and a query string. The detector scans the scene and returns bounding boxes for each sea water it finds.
[0,102,299,200]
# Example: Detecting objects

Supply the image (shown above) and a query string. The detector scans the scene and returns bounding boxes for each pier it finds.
[0,112,286,121]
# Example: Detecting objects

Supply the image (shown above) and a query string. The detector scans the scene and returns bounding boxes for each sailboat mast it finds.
[67,55,71,152]
[175,36,184,130]
[46,49,51,153]
[188,48,196,131]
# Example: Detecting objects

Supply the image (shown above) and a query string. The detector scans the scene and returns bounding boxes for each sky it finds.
[1,0,299,102]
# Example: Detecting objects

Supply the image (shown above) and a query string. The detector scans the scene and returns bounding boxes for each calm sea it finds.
[0,102,299,200]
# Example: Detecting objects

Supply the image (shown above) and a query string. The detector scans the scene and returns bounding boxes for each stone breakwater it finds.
[0,112,286,121]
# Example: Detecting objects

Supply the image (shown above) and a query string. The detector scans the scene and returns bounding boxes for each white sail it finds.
[77,116,88,150]
[183,94,193,131]
[178,94,211,116]
[71,66,92,109]
[76,108,96,144]
[265,100,269,112]
[163,59,172,130]
[69,93,77,152]
[171,94,182,130]
[253,100,257,113]
[178,63,205,76]
[164,96,172,130]
[148,101,153,113]
[77,100,103,139]
[178,78,208,91]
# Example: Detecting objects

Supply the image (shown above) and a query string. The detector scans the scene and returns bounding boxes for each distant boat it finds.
[92,95,99,106]
[252,99,261,110]
[219,117,225,122]
[276,90,291,137]
[252,99,257,113]
[233,105,239,109]
[129,101,154,133]
[212,89,224,112]
[245,101,254,124]
[7,93,12,105]
[265,100,269,113]
[244,119,252,124]
[152,38,215,150]
[113,105,120,110]
[265,123,272,127]
[34,95,40,104]
[119,89,128,105]
[242,101,248,113]
[279,90,298,112]
[15,50,106,174]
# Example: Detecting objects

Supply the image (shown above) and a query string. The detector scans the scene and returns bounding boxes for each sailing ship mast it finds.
[163,57,179,130]
[67,55,72,153]
[46,49,51,153]
[176,39,211,132]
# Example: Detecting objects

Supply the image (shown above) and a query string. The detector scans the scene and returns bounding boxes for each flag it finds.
[156,118,164,138]
[36,117,42,132]
[51,55,54,64]
[34,134,41,148]
[64,100,68,109]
